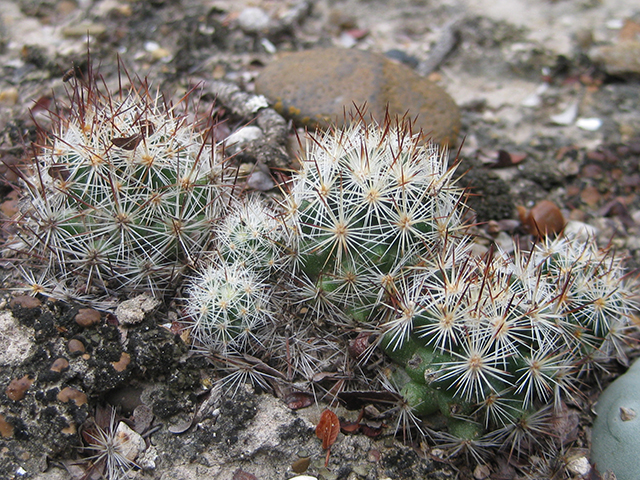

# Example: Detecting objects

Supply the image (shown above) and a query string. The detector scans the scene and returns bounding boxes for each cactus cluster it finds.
[8,77,228,301]
[10,72,638,459]
[185,117,638,454]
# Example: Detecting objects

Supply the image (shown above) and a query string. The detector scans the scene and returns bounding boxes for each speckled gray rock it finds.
[591,358,640,480]
[255,48,461,146]
[115,294,160,325]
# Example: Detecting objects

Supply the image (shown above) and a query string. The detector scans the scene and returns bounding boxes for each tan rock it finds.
[255,48,460,146]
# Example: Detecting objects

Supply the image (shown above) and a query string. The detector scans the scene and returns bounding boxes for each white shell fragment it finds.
[521,83,549,108]
[576,117,602,131]
[550,101,578,125]
[115,421,146,461]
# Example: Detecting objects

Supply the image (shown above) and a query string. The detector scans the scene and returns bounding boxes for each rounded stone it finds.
[255,48,460,146]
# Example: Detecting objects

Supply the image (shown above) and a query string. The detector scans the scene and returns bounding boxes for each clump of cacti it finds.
[11,67,637,461]
[178,114,638,455]
[8,75,229,301]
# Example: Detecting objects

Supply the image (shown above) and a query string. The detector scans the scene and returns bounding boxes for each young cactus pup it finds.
[8,72,229,303]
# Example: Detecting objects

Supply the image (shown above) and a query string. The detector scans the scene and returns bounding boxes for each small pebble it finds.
[10,296,41,309]
[62,22,107,37]
[564,220,597,241]
[225,126,264,150]
[550,101,578,125]
[6,375,34,401]
[237,7,270,33]
[0,413,14,438]
[247,170,274,191]
[0,88,19,106]
[112,352,131,372]
[518,200,564,237]
[591,40,640,77]
[115,421,146,461]
[67,338,86,354]
[576,117,602,131]
[566,456,591,476]
[57,387,87,406]
[50,358,69,373]
[75,308,101,328]
[291,457,311,473]
[116,294,159,325]
[473,463,491,479]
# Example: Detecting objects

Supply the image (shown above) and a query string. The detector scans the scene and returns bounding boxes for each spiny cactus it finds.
[283,118,465,323]
[382,235,637,452]
[8,75,229,301]
[183,260,274,355]
[216,196,293,273]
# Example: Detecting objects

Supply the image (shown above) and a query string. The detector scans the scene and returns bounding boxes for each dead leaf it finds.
[316,409,339,450]
[316,409,339,466]
[284,391,314,410]
[112,134,142,150]
[232,469,257,480]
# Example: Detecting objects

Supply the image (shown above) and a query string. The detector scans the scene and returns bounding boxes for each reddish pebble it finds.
[10,296,41,309]
[580,186,601,206]
[6,375,34,401]
[75,308,101,328]
[50,358,70,373]
[0,413,14,438]
[519,200,565,237]
[112,352,131,372]
[67,339,85,354]
[57,387,87,406]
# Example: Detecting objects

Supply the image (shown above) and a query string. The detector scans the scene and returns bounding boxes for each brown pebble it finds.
[61,422,77,435]
[67,338,86,354]
[10,296,42,309]
[0,414,14,438]
[57,386,87,406]
[255,48,460,146]
[291,456,311,473]
[75,308,101,328]
[112,352,131,372]
[518,200,565,237]
[6,375,34,401]
[50,358,70,373]
[580,186,601,206]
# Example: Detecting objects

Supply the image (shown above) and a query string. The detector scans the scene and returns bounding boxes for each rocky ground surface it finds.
[1,0,640,479]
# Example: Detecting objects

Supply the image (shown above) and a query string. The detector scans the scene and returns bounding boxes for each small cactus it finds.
[216,196,293,273]
[8,75,228,301]
[283,117,465,324]
[183,260,274,354]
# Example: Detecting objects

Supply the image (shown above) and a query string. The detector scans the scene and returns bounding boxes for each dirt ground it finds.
[1,0,640,479]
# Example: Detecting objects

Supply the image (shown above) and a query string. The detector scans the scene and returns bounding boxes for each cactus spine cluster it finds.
[10,77,227,300]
